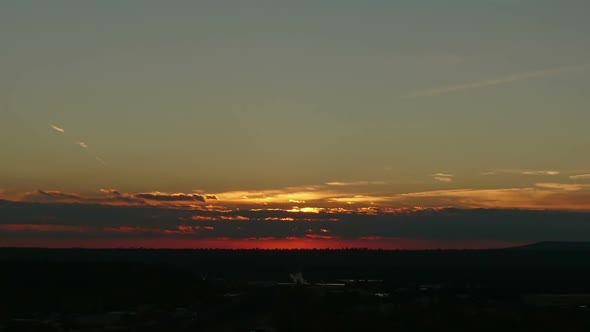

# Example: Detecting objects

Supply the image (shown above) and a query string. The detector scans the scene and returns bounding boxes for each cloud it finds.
[433,177,453,183]
[98,189,140,203]
[212,187,340,205]
[99,188,121,196]
[50,124,65,133]
[5,178,590,218]
[49,125,106,168]
[399,187,590,211]
[2,200,590,246]
[536,183,590,192]
[432,173,453,177]
[490,169,560,176]
[431,173,453,183]
[570,174,590,180]
[327,194,393,204]
[521,170,560,176]
[325,181,387,186]
[36,190,80,200]
[408,63,590,98]
[134,192,208,202]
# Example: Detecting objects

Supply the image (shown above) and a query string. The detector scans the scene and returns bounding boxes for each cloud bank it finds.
[0,180,589,248]
[1,200,590,248]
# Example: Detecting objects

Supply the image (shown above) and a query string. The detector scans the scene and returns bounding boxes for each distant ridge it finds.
[511,241,590,251]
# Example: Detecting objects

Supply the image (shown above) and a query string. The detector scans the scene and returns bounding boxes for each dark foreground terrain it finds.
[2,242,590,331]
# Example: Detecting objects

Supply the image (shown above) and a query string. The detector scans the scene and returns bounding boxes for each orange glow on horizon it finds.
[0,224,88,233]
[287,206,323,213]
[0,237,527,250]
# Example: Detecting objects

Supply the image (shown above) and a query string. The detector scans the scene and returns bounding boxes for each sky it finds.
[1,1,590,249]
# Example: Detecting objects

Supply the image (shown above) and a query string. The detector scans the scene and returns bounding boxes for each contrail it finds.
[49,124,107,166]
[408,63,590,98]
[50,124,65,133]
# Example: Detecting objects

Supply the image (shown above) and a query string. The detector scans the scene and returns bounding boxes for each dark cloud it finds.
[36,190,80,200]
[98,189,143,204]
[100,189,122,196]
[134,193,206,202]
[205,195,218,200]
[1,200,590,245]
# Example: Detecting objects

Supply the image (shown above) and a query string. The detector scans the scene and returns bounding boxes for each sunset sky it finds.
[1,1,590,249]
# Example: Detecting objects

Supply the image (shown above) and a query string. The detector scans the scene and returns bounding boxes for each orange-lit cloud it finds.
[305,234,333,240]
[219,215,250,221]
[535,183,590,192]
[263,217,295,222]
[0,224,87,233]
[5,180,590,212]
[521,170,560,176]
[400,187,590,211]
[212,186,336,205]
[488,169,560,176]
[325,181,387,186]
[286,207,323,213]
[431,173,453,183]
[191,215,216,221]
[50,124,65,133]
[328,195,394,205]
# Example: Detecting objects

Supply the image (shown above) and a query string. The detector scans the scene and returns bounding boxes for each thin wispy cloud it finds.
[433,177,453,183]
[570,174,590,180]
[432,173,453,177]
[95,156,107,167]
[50,124,106,166]
[399,187,590,211]
[50,124,65,133]
[431,173,453,183]
[536,183,590,192]
[521,170,560,176]
[325,181,387,186]
[489,169,560,176]
[408,63,590,98]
